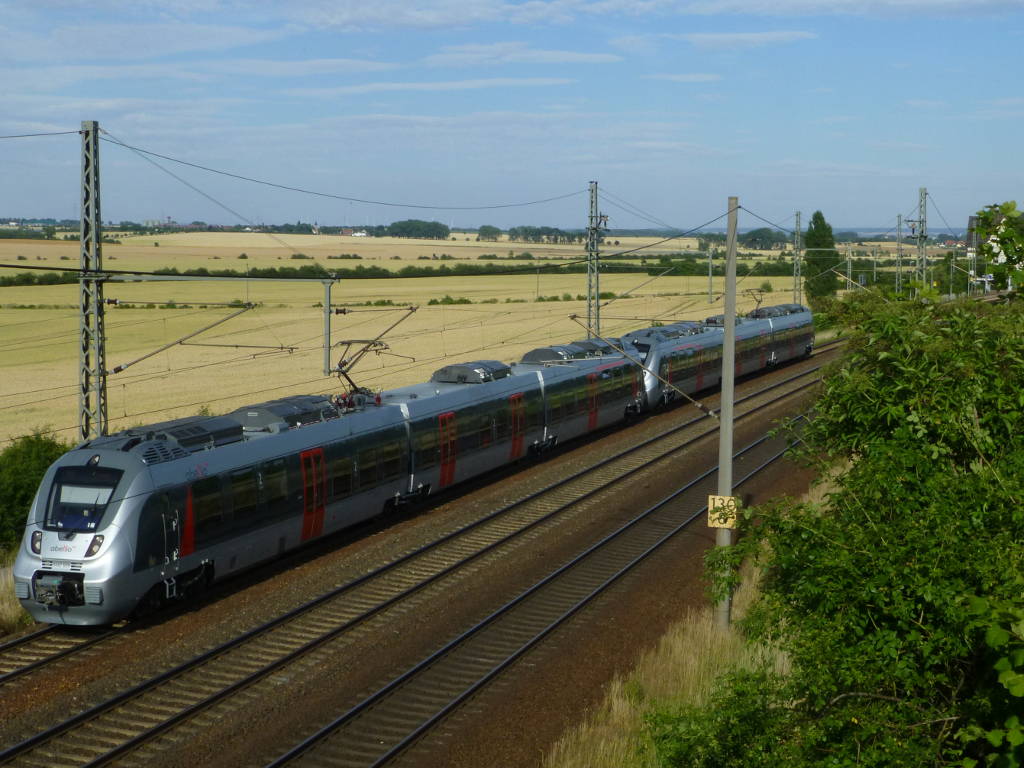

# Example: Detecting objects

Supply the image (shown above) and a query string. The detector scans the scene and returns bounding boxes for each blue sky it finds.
[0,0,1020,232]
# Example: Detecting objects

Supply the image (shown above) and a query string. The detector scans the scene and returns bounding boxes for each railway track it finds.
[0,341,839,688]
[265,419,799,767]
[0,347,837,767]
[0,626,115,686]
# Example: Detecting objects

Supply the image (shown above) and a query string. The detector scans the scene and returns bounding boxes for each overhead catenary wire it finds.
[0,130,80,139]
[99,135,586,212]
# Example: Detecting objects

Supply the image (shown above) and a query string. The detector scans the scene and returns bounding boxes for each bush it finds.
[659,297,1024,767]
[0,433,69,548]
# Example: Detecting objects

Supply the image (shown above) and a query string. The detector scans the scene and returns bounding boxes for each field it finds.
[0,233,799,446]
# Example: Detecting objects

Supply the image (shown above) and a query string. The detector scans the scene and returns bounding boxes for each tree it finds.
[477,225,501,241]
[974,201,1024,270]
[648,296,1024,767]
[803,210,841,299]
[0,433,68,548]
[739,227,788,250]
[387,219,450,239]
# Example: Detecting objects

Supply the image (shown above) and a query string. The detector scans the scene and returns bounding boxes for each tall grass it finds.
[541,565,785,768]
[0,548,32,635]
[542,482,838,768]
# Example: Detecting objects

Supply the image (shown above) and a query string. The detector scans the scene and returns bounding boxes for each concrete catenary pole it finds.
[793,211,802,304]
[714,196,739,629]
[897,214,904,296]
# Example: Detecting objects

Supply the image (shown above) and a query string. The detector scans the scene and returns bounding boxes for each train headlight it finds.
[31,530,42,554]
[86,535,104,557]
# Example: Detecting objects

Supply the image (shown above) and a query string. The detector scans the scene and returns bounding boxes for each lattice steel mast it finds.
[586,181,607,338]
[79,120,108,440]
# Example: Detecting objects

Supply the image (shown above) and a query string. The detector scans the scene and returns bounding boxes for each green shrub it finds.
[0,432,69,548]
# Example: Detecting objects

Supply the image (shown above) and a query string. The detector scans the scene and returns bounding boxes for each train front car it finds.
[13,442,154,626]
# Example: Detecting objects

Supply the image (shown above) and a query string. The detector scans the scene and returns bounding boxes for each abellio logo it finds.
[49,543,75,553]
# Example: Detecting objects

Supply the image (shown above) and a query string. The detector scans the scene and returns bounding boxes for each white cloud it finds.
[869,140,933,150]
[0,22,289,63]
[290,77,575,97]
[423,42,622,67]
[201,58,398,76]
[905,99,948,108]
[990,97,1024,107]
[644,73,722,82]
[674,30,817,49]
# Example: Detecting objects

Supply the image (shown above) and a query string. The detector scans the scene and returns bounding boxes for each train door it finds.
[587,373,599,430]
[300,448,326,541]
[509,393,525,460]
[438,412,458,488]
[136,492,182,576]
[162,494,181,572]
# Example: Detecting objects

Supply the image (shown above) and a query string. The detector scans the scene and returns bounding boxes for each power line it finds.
[0,257,595,281]
[927,193,961,239]
[0,130,79,139]
[740,207,796,236]
[98,135,586,212]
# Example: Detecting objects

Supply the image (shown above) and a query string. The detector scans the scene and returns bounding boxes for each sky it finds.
[0,0,1021,233]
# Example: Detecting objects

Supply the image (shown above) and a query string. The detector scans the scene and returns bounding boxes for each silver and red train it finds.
[13,304,812,625]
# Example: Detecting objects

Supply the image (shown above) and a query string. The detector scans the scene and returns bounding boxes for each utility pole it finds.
[846,248,852,291]
[793,211,802,304]
[79,120,108,441]
[323,279,334,376]
[708,244,713,304]
[918,187,928,290]
[711,195,739,630]
[586,181,607,338]
[907,187,927,295]
[897,214,904,296]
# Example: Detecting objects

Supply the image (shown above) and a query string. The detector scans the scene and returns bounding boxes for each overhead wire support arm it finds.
[108,304,255,374]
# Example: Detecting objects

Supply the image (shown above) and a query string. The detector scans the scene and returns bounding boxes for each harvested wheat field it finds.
[0,233,793,445]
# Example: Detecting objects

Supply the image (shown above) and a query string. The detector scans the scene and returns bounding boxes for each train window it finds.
[526,393,543,428]
[192,475,228,545]
[494,403,510,439]
[358,444,379,490]
[327,452,353,499]
[415,422,438,468]
[229,468,258,521]
[380,440,403,480]
[261,458,291,519]
[544,387,560,424]
[478,410,494,448]
[46,465,124,533]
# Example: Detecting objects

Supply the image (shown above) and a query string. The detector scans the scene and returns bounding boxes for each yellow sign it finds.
[707,495,738,529]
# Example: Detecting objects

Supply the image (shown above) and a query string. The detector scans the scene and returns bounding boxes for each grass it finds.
[0,547,32,636]
[541,480,838,768]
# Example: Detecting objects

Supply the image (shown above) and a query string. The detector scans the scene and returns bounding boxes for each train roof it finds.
[519,344,589,364]
[568,338,625,356]
[622,322,712,344]
[430,360,512,384]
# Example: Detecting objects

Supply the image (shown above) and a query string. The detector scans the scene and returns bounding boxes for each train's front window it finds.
[47,466,124,532]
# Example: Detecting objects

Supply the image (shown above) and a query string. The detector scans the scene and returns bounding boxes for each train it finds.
[12,304,813,626]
